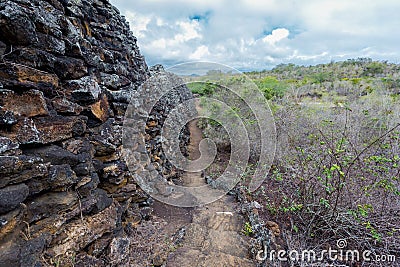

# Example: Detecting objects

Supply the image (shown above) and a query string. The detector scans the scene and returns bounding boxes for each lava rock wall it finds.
[0,0,190,265]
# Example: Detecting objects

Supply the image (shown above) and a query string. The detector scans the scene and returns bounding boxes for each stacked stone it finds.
[144,65,193,183]
[0,0,178,265]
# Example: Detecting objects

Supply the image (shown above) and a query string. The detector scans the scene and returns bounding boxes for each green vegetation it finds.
[255,59,400,260]
[187,81,218,96]
[242,222,253,236]
[254,76,287,99]
[183,58,400,262]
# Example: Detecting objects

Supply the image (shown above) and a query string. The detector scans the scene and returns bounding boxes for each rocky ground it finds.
[166,196,254,267]
[164,118,256,266]
[124,116,265,267]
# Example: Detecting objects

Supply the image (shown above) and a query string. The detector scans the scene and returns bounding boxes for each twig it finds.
[76,191,84,222]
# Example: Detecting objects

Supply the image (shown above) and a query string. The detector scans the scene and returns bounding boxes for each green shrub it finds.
[254,76,287,100]
[187,81,218,96]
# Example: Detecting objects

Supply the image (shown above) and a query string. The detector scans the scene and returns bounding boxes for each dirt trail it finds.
[163,118,255,266]
[180,119,206,187]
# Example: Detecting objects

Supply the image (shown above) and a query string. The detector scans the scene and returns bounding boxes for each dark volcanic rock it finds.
[102,160,127,185]
[24,145,81,166]
[0,118,41,144]
[0,62,59,91]
[20,236,47,267]
[0,41,7,56]
[48,164,79,191]
[0,205,26,240]
[33,115,87,143]
[88,94,111,124]
[76,172,100,197]
[92,188,112,213]
[0,115,87,145]
[0,239,21,266]
[100,72,131,90]
[0,2,38,45]
[0,155,48,188]
[91,120,118,156]
[107,85,136,103]
[0,110,17,126]
[26,164,79,195]
[54,57,88,79]
[52,96,84,115]
[0,89,49,117]
[73,162,92,176]
[0,137,19,155]
[0,184,29,214]
[26,191,78,223]
[0,0,157,263]
[48,203,118,257]
[66,76,102,105]
[0,0,192,264]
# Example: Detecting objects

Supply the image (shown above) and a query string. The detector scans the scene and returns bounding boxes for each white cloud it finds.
[156,17,164,26]
[174,21,202,42]
[290,51,329,61]
[149,38,167,50]
[189,45,210,60]
[262,28,289,45]
[110,0,400,70]
[124,11,151,38]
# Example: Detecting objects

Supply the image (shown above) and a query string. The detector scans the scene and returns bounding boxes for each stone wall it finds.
[0,0,191,265]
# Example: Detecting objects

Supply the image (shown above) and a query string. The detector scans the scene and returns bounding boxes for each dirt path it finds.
[180,119,206,187]
[162,118,255,266]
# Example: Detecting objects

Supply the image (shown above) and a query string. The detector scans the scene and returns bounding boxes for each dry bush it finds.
[256,90,400,265]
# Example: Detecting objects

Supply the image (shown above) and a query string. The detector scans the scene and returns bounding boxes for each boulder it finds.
[62,137,93,155]
[76,172,100,197]
[0,205,25,240]
[26,191,78,223]
[0,89,49,117]
[102,161,127,185]
[0,155,48,188]
[1,116,87,144]
[0,184,29,214]
[37,32,66,55]
[0,137,19,155]
[1,118,41,144]
[24,145,82,166]
[52,97,84,115]
[99,73,130,90]
[0,2,38,45]
[48,164,79,191]
[66,76,101,104]
[89,94,110,123]
[20,235,47,267]
[48,203,118,257]
[33,115,87,143]
[54,56,88,79]
[0,62,59,91]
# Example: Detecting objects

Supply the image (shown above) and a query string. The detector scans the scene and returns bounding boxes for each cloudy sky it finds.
[110,0,400,71]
